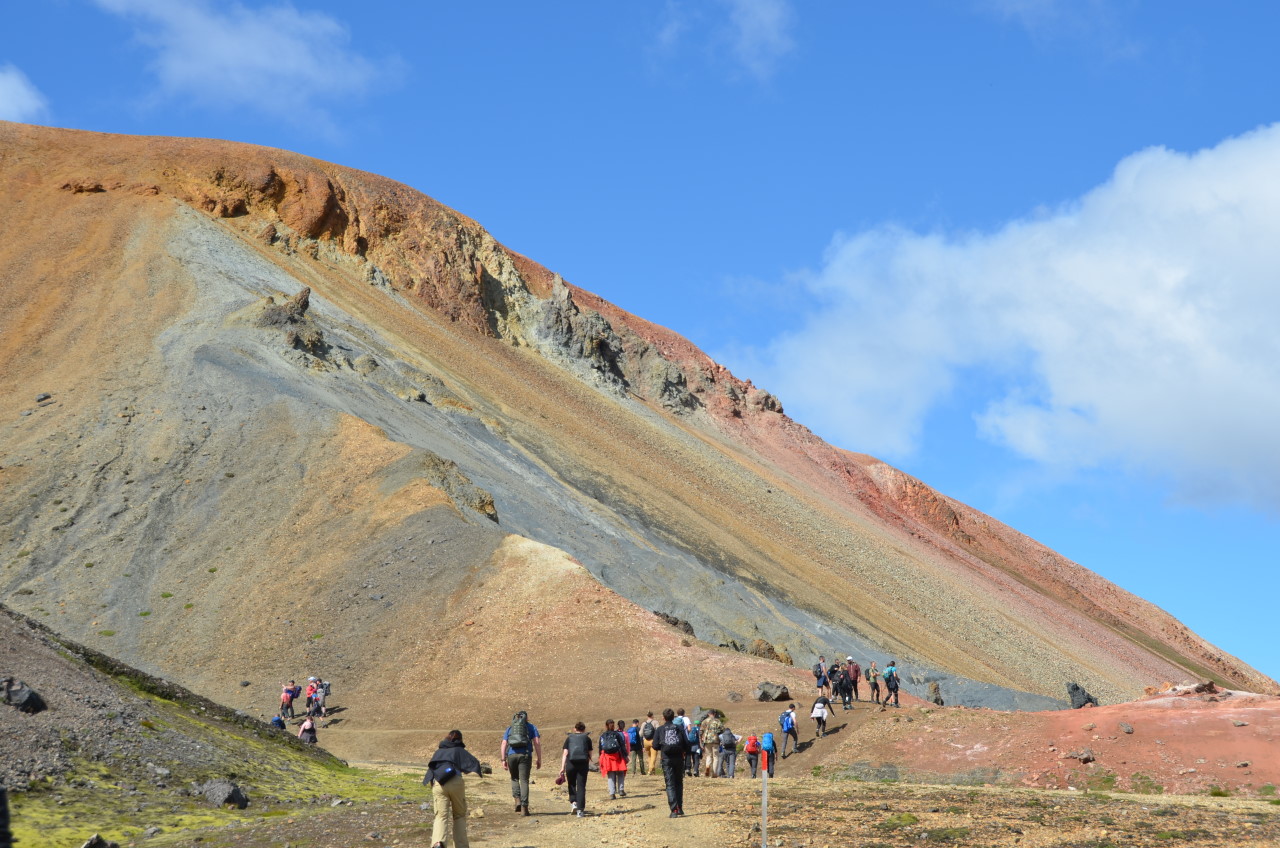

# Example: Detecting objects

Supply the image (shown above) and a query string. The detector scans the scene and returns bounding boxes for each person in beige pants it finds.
[642,711,660,774]
[425,730,483,848]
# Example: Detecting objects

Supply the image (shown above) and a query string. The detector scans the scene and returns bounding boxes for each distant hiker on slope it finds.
[500,710,542,815]
[298,715,317,744]
[653,708,691,817]
[560,721,593,817]
[810,693,831,738]
[598,718,629,800]
[281,680,297,718]
[424,729,484,848]
[813,655,831,699]
[868,661,882,704]
[779,703,799,758]
[883,660,901,708]
[847,657,862,704]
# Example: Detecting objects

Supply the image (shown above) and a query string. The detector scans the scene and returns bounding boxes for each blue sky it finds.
[4,1,1277,684]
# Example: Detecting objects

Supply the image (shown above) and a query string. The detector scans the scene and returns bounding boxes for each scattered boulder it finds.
[928,681,945,706]
[1119,722,1134,734]
[1192,681,1219,695]
[1067,682,1100,709]
[754,682,790,702]
[652,611,695,637]
[35,392,51,402]
[748,639,783,663]
[726,691,743,703]
[79,837,120,848]
[2,677,47,714]
[1067,747,1096,764]
[1232,720,1249,727]
[196,779,249,809]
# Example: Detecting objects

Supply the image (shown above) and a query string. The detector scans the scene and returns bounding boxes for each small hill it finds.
[0,604,414,848]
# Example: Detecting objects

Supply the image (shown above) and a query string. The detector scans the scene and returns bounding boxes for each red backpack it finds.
[745,735,761,754]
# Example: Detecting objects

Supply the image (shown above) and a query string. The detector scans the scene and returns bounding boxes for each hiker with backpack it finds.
[280,680,297,718]
[653,708,691,817]
[778,704,799,758]
[500,710,542,815]
[883,660,901,708]
[642,711,659,774]
[847,657,862,703]
[686,719,703,777]
[760,731,777,777]
[627,719,644,775]
[598,719,629,800]
[424,729,484,848]
[810,693,831,738]
[700,710,724,777]
[812,655,830,699]
[559,721,593,817]
[867,661,882,704]
[743,733,762,778]
[298,715,318,744]
[718,726,741,778]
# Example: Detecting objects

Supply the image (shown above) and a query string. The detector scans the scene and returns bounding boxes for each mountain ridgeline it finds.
[1,122,1273,735]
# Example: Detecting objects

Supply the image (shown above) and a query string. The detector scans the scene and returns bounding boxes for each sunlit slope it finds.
[0,121,1272,717]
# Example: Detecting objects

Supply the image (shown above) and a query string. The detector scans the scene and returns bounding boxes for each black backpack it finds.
[642,722,655,740]
[566,732,591,760]
[600,730,622,754]
[658,724,684,750]
[812,663,823,678]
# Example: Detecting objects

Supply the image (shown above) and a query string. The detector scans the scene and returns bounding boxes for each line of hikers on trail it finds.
[420,657,909,846]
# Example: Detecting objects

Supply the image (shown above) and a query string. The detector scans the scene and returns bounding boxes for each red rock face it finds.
[0,121,1273,715]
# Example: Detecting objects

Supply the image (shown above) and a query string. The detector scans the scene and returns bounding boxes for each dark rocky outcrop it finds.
[1068,682,1100,709]
[754,682,790,702]
[197,778,249,809]
[1,677,46,714]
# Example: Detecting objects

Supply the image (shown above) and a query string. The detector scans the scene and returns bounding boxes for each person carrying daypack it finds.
[778,704,799,758]
[500,710,542,815]
[559,721,593,817]
[653,708,691,817]
[627,719,644,775]
[598,719,629,800]
[641,711,659,775]
[759,731,777,777]
[848,658,862,702]
[700,710,724,778]
[744,734,762,778]
[883,660,901,708]
[718,727,740,778]
[868,661,882,704]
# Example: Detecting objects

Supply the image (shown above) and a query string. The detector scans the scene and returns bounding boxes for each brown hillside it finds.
[0,122,1273,758]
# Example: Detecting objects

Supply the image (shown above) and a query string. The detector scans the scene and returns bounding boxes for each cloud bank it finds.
[655,0,795,81]
[93,0,384,125]
[0,64,49,122]
[739,124,1280,510]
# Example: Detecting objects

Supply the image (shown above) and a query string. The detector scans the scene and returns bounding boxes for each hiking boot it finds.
[669,810,679,818]
[576,809,586,818]
[523,806,530,816]
[619,790,627,797]
[515,802,522,812]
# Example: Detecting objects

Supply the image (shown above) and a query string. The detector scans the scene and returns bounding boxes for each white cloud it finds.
[738,124,1280,510]
[720,0,795,80]
[653,0,795,81]
[0,64,50,122]
[92,0,384,125]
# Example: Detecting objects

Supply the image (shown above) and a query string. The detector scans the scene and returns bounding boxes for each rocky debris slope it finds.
[0,122,1274,735]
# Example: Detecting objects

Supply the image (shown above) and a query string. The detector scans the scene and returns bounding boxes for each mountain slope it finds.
[0,122,1273,734]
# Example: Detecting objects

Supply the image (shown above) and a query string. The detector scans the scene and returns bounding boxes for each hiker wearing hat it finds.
[500,710,542,815]
[846,657,862,704]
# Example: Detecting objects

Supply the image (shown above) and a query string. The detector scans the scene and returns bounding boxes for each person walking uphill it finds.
[654,708,692,816]
[500,711,542,815]
[560,722,593,817]
[598,719,629,800]
[883,660,902,708]
[642,711,659,775]
[424,730,484,848]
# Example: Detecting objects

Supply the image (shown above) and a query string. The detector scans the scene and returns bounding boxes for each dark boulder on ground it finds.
[928,681,945,706]
[754,682,790,702]
[79,836,120,848]
[197,779,249,809]
[1067,682,1100,709]
[1,677,47,714]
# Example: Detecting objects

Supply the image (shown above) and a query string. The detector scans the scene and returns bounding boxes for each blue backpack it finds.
[761,732,776,752]
[627,726,640,746]
[778,710,794,732]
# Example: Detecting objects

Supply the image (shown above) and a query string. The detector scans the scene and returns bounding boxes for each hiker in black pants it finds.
[883,660,902,708]
[653,708,691,817]
[559,722,592,817]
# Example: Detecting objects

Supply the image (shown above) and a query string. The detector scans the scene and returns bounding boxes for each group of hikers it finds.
[269,677,332,744]
[421,658,905,848]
